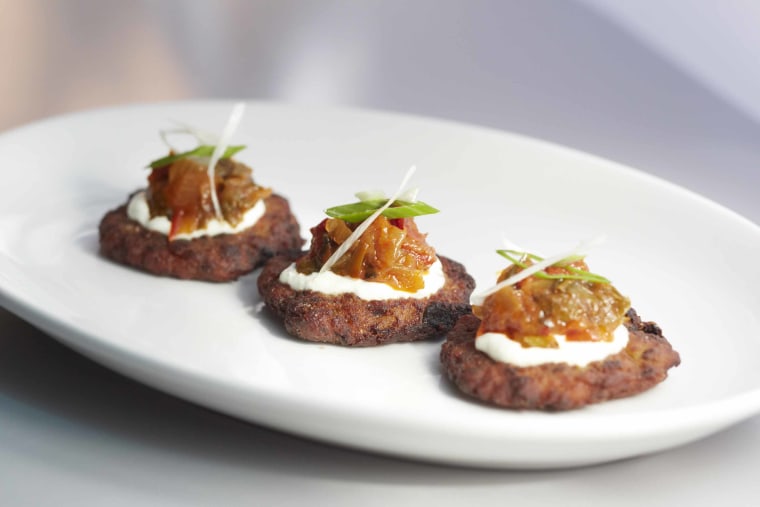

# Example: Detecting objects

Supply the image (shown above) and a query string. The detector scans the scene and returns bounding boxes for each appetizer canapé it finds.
[257,169,474,346]
[99,104,302,282]
[441,241,680,410]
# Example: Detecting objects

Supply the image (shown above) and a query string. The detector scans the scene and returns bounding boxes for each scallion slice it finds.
[147,144,246,169]
[496,249,610,283]
[325,199,439,223]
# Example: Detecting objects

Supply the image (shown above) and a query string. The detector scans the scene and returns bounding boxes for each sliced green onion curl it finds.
[325,199,439,223]
[147,144,246,169]
[496,249,610,284]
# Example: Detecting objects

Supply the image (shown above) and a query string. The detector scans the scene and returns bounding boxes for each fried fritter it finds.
[440,308,680,410]
[257,253,475,346]
[99,193,302,282]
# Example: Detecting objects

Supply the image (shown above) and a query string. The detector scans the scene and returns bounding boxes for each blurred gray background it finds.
[2,0,759,222]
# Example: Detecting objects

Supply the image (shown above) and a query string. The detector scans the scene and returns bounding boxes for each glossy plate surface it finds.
[1,101,759,468]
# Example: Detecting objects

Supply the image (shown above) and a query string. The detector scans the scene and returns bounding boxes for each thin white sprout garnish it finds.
[319,165,417,274]
[354,190,386,202]
[355,187,419,203]
[206,102,246,220]
[159,123,218,150]
[469,236,606,306]
[398,187,419,202]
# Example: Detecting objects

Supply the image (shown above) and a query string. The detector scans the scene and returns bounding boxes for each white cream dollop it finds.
[475,325,630,367]
[126,190,266,240]
[278,258,446,301]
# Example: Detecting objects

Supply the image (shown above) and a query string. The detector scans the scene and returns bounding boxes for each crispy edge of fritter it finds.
[440,309,681,410]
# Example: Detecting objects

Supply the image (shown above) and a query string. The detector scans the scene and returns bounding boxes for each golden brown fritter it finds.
[99,193,302,282]
[440,309,680,410]
[257,253,475,346]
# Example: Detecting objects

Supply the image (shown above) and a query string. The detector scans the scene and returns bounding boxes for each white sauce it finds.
[278,258,446,301]
[475,325,629,367]
[126,190,265,240]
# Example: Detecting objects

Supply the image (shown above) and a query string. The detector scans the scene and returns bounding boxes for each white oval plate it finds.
[1,101,759,469]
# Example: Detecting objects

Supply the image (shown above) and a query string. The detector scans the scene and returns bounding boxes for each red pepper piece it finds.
[390,218,406,230]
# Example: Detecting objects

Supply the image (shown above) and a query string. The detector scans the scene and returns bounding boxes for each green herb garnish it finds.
[325,199,439,223]
[147,144,246,169]
[496,249,610,284]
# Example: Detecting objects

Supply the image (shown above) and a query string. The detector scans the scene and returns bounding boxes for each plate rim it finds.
[1,99,760,468]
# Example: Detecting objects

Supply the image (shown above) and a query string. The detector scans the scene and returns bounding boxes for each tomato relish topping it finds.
[146,156,271,239]
[296,216,437,292]
[474,256,630,347]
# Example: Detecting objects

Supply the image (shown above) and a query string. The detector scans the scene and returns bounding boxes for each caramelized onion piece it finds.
[296,216,437,292]
[146,157,271,238]
[475,260,630,346]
